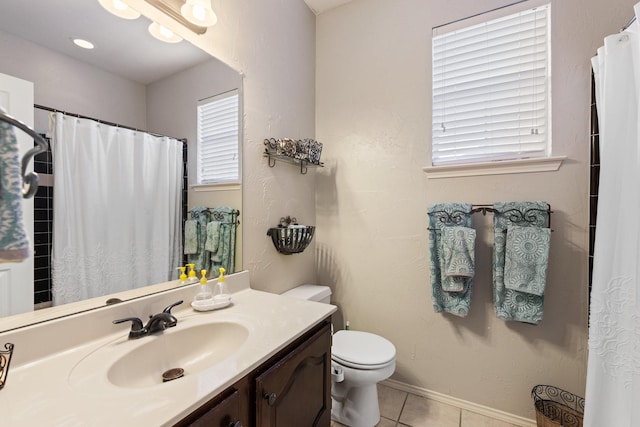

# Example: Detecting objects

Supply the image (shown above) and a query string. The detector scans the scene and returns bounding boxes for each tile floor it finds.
[330,384,521,427]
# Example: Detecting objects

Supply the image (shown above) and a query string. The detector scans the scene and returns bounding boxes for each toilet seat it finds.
[332,330,396,370]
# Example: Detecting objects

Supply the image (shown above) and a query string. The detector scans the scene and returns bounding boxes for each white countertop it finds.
[0,274,336,426]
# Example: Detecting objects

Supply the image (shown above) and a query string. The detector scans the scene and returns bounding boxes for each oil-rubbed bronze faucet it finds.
[113,300,183,339]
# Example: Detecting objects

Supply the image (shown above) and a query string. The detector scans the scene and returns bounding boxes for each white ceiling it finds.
[0,0,211,85]
[303,0,353,15]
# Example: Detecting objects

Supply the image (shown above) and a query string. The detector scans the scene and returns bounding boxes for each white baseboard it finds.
[381,379,537,427]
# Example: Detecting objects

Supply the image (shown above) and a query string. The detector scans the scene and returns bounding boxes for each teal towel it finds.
[210,206,239,275]
[183,220,199,254]
[493,201,550,324]
[441,226,476,292]
[188,207,211,273]
[428,203,474,317]
[0,117,30,262]
[504,225,550,296]
[205,221,221,253]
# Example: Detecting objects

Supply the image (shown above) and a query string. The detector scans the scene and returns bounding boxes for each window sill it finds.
[191,182,242,192]
[423,156,566,179]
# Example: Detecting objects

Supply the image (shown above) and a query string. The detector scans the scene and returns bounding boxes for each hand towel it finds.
[0,116,30,262]
[210,206,239,275]
[205,221,221,253]
[428,203,474,317]
[441,226,476,292]
[187,206,211,273]
[504,225,550,296]
[183,220,199,254]
[492,201,550,325]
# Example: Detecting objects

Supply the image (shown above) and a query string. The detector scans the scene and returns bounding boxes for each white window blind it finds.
[432,4,551,166]
[197,90,240,184]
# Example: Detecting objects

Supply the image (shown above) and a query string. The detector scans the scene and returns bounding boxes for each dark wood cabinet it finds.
[175,319,331,427]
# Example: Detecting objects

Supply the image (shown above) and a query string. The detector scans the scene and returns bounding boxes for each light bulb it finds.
[148,22,183,43]
[98,0,140,20]
[180,0,217,27]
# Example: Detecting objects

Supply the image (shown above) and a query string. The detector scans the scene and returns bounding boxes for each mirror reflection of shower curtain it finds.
[50,112,183,305]
[586,4,640,425]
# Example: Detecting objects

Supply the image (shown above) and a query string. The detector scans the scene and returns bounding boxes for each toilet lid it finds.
[332,330,396,368]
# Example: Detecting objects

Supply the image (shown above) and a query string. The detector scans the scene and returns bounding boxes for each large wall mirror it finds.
[0,0,242,331]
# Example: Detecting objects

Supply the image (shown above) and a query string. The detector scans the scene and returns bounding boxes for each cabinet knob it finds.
[229,421,243,427]
[264,392,277,406]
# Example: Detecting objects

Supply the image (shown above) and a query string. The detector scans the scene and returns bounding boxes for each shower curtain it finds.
[586,4,640,425]
[50,112,183,305]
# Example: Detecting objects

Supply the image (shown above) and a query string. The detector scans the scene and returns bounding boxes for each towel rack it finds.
[0,110,48,198]
[187,208,240,225]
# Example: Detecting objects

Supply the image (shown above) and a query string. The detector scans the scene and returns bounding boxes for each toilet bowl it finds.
[281,285,397,427]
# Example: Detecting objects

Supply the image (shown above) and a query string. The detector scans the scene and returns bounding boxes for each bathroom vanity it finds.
[0,271,335,426]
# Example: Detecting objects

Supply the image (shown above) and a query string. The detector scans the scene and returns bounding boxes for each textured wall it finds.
[314,0,635,419]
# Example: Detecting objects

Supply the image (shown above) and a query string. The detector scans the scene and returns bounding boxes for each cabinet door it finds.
[175,380,249,427]
[255,323,331,427]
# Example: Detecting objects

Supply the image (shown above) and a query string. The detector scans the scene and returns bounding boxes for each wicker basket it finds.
[532,385,584,427]
[266,226,315,255]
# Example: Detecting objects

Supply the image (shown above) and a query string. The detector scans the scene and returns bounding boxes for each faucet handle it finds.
[113,317,144,332]
[162,300,184,314]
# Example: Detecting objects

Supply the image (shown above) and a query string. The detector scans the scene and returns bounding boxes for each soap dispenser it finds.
[177,266,187,285]
[186,263,198,284]
[194,269,213,301]
[214,267,231,303]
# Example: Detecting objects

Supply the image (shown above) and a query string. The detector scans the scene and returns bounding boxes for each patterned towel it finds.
[205,221,221,253]
[0,116,30,262]
[183,220,199,254]
[187,207,211,273]
[428,203,474,317]
[493,201,550,325]
[441,226,476,292]
[504,225,550,296]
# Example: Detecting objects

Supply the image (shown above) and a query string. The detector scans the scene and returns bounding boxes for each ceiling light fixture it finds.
[148,22,183,43]
[72,38,95,49]
[180,0,217,27]
[98,0,141,20]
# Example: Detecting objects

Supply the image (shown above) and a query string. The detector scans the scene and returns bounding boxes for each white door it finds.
[0,72,35,317]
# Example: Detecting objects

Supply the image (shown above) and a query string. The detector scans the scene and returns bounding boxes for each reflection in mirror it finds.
[0,0,242,331]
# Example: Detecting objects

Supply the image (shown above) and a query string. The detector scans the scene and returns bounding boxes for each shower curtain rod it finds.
[34,104,187,143]
[621,15,637,32]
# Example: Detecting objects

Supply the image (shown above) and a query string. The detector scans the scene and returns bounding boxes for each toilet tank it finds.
[281,284,332,304]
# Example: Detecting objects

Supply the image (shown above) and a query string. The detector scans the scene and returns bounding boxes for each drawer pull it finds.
[229,421,243,427]
[264,392,277,406]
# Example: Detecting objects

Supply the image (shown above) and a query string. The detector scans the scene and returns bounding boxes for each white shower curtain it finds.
[51,112,183,305]
[586,4,640,426]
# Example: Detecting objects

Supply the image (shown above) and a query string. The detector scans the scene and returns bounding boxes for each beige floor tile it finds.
[377,417,397,427]
[398,394,461,427]
[378,384,408,421]
[460,410,519,427]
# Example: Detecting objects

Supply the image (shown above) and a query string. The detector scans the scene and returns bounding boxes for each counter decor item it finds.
[266,216,315,254]
[264,138,324,174]
[0,342,14,391]
[532,384,584,427]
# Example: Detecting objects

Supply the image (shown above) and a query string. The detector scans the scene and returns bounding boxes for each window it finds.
[197,90,240,184]
[431,4,550,166]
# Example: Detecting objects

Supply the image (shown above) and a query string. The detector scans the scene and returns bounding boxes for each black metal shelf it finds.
[263,150,324,175]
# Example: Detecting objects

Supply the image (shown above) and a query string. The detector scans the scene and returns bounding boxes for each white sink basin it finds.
[69,318,250,390]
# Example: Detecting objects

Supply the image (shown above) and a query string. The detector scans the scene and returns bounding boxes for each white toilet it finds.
[282,284,396,427]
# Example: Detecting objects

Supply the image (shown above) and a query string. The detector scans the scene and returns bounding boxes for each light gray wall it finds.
[315,0,633,419]
[0,29,146,129]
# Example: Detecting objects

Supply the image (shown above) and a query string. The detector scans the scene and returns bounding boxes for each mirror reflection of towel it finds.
[183,220,199,254]
[205,221,221,253]
[0,118,30,262]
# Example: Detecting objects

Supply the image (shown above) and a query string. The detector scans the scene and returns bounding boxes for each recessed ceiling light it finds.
[148,22,183,43]
[72,38,95,49]
[98,0,141,20]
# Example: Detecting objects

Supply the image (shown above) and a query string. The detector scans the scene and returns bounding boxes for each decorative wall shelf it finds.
[266,216,315,254]
[263,138,324,175]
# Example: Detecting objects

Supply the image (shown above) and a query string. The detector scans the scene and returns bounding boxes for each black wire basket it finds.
[532,385,584,427]
[267,226,315,255]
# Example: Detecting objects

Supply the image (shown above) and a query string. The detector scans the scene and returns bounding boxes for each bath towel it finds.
[0,115,30,262]
[210,206,239,276]
[441,226,476,292]
[504,225,550,296]
[188,207,211,273]
[205,221,221,253]
[428,203,474,317]
[493,201,550,324]
[183,220,199,254]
